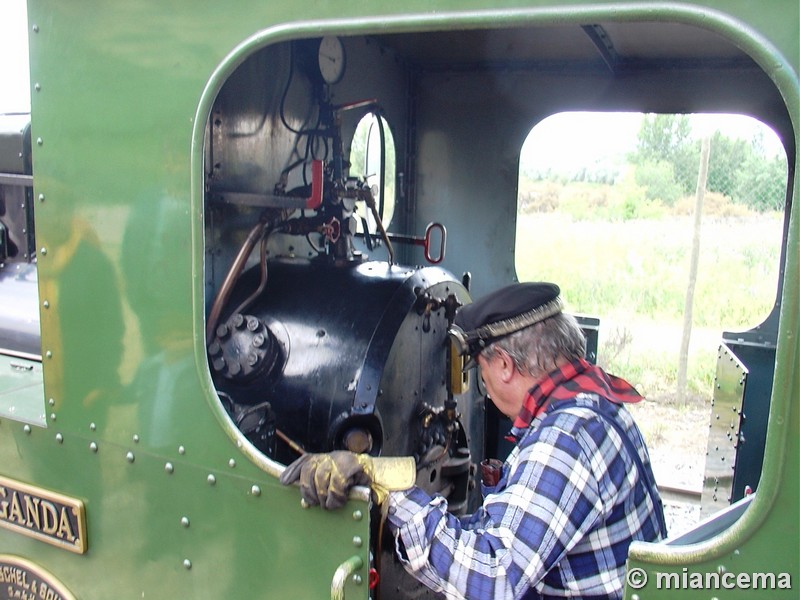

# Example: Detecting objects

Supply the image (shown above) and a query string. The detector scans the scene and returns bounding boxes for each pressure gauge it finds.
[318,36,346,84]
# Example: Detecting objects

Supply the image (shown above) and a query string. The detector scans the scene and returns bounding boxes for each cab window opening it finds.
[516,110,787,536]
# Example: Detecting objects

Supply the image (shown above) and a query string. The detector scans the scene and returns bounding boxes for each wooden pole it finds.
[677,136,711,405]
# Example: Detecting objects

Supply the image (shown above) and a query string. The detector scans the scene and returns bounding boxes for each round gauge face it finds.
[318,36,346,84]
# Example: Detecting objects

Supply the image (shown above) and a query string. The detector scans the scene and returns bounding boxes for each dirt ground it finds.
[626,398,710,536]
[628,398,709,490]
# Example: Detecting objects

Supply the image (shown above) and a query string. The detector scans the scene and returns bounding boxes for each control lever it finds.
[357,222,447,264]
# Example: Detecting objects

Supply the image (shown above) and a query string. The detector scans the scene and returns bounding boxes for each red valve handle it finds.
[368,568,380,590]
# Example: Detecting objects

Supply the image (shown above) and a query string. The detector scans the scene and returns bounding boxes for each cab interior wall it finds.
[205,22,793,299]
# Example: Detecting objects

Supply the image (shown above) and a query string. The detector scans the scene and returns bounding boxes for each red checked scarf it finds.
[511,357,643,435]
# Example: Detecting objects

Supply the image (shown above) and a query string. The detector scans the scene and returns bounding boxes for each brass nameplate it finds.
[0,477,86,555]
[0,554,76,600]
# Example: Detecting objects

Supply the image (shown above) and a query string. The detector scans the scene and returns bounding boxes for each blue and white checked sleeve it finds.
[386,417,606,599]
[385,400,659,599]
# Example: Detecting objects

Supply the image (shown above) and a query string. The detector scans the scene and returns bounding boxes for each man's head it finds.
[449,282,586,418]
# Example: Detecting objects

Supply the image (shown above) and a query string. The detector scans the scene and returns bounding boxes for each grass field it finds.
[515,199,782,404]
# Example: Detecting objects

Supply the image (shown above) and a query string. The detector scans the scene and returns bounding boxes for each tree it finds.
[631,114,692,165]
[633,159,683,205]
[706,131,751,198]
[630,115,787,212]
[630,114,695,197]
[735,152,788,212]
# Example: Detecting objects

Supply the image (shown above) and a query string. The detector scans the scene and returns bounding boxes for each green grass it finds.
[514,191,782,403]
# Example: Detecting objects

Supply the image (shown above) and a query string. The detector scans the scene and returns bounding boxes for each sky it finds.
[0,0,30,113]
[520,111,785,177]
[521,112,642,176]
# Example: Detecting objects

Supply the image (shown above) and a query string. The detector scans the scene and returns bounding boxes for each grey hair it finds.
[481,312,586,378]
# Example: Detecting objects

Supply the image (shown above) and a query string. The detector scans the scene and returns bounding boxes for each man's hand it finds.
[280,451,415,510]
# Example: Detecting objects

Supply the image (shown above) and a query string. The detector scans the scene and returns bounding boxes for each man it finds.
[282,282,666,599]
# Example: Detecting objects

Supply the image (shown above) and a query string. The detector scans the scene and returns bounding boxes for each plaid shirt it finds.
[386,361,664,599]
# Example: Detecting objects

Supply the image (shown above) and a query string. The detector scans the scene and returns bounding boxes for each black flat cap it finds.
[449,282,563,369]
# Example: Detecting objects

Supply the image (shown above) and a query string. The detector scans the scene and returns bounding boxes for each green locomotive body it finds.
[0,0,796,598]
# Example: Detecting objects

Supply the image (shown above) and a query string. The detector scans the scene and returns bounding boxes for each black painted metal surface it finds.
[211,257,480,468]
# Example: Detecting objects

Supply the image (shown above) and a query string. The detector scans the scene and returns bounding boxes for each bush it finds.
[633,160,684,205]
[673,191,750,218]
[519,181,561,213]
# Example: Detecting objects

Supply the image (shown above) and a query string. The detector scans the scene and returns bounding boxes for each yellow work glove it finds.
[280,450,415,510]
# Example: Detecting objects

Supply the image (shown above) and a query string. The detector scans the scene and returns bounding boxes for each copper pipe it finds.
[206,220,268,340]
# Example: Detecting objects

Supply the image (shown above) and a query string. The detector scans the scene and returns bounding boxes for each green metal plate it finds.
[701,343,747,517]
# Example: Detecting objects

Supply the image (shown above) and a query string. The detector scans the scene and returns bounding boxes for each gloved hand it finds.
[280,451,415,510]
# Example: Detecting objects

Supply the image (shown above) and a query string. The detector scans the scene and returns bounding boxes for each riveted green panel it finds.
[1,1,795,599]
[0,417,371,598]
